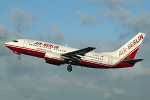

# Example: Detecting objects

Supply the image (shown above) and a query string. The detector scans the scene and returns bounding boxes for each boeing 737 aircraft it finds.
[5,33,145,72]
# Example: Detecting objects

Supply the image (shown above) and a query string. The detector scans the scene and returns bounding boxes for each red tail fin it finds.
[124,46,140,60]
[116,33,145,60]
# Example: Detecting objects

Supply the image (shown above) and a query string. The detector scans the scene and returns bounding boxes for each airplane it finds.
[5,33,145,72]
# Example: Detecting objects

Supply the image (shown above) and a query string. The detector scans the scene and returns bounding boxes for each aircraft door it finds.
[108,57,113,67]
[23,40,28,48]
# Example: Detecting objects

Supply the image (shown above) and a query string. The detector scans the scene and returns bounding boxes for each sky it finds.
[0,0,150,100]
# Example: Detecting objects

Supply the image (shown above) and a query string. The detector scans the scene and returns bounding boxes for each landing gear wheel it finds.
[17,56,21,60]
[67,65,72,72]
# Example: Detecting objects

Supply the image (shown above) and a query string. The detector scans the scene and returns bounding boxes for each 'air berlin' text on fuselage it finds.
[34,42,59,49]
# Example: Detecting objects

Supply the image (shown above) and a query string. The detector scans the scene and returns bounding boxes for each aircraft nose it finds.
[5,42,11,47]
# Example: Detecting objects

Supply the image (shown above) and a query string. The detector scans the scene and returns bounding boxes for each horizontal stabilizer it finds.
[122,59,143,65]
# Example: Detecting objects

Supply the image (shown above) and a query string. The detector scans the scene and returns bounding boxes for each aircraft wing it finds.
[61,47,95,61]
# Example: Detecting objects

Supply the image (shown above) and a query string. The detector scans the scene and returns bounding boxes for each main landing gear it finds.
[67,63,72,72]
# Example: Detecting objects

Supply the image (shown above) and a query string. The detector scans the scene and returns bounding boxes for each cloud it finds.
[0,54,70,100]
[124,12,150,34]
[73,79,107,91]
[103,92,111,98]
[0,53,109,100]
[98,0,150,36]
[113,88,127,95]
[129,1,141,5]
[10,7,36,35]
[49,25,64,43]
[103,88,127,98]
[0,24,9,40]
[0,24,13,55]
[95,0,132,21]
[91,0,124,5]
[104,0,125,9]
[38,25,64,44]
[103,8,131,20]
[118,32,132,39]
[107,63,150,80]
[77,11,100,26]
[91,0,125,8]
[95,0,150,40]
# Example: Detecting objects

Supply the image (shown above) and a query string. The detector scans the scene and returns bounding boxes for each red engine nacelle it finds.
[44,52,64,65]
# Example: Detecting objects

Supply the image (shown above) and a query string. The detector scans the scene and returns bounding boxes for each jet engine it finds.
[44,52,64,65]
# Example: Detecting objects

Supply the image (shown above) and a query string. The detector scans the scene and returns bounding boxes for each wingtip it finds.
[139,59,144,61]
[88,47,96,49]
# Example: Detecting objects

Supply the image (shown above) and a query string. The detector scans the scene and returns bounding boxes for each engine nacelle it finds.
[44,52,64,65]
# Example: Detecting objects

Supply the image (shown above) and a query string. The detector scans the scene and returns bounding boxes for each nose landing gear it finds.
[13,51,21,60]
[17,55,21,60]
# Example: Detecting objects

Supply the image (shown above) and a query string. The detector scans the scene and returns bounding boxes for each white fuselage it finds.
[5,33,145,72]
[5,39,133,69]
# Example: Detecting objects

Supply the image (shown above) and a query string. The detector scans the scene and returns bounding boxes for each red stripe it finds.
[6,44,140,69]
[6,44,45,58]
[113,45,140,67]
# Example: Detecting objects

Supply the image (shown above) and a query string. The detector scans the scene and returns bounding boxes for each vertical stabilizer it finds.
[116,33,145,60]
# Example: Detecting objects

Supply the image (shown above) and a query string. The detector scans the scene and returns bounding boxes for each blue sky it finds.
[1,0,144,42]
[1,0,150,100]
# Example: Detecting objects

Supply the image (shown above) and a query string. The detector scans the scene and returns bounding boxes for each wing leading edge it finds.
[61,47,96,60]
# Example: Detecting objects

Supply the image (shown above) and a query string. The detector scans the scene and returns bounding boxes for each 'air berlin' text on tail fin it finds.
[116,33,145,60]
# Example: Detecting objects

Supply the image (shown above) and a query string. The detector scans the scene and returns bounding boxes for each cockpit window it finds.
[13,40,18,42]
